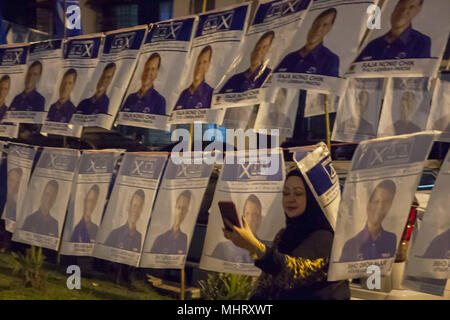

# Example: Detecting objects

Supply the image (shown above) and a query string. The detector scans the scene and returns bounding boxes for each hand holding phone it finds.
[218,201,241,231]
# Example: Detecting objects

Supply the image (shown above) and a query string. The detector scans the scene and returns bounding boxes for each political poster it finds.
[212,0,312,108]
[6,39,63,124]
[253,88,300,137]
[116,17,196,131]
[0,44,29,138]
[327,132,435,281]
[70,26,147,130]
[332,78,384,142]
[141,154,213,269]
[93,152,167,267]
[12,147,80,251]
[60,150,122,257]
[303,90,338,117]
[426,72,450,142]
[40,34,103,137]
[270,0,373,95]
[169,3,250,124]
[1,143,37,233]
[401,150,449,296]
[221,105,255,130]
[199,150,286,276]
[378,77,431,137]
[347,0,450,78]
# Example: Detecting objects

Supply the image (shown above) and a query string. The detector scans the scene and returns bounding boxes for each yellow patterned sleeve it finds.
[277,255,329,288]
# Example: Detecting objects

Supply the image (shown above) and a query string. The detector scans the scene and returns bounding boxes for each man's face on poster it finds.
[250,35,273,70]
[25,64,42,92]
[0,79,10,104]
[7,169,22,197]
[193,49,212,83]
[40,182,58,213]
[59,73,77,101]
[366,186,394,228]
[306,12,336,47]
[391,0,423,30]
[173,194,190,231]
[243,199,262,234]
[96,65,116,96]
[141,57,160,91]
[83,188,99,219]
[127,192,144,228]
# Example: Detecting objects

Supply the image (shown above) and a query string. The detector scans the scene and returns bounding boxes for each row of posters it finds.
[0,0,449,137]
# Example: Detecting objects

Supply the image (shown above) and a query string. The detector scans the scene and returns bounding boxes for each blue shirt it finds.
[423,229,450,259]
[150,229,188,255]
[105,223,142,252]
[46,100,76,123]
[0,104,7,122]
[122,87,166,115]
[9,89,45,112]
[356,25,431,61]
[76,93,110,115]
[22,210,59,237]
[174,81,213,110]
[275,43,340,77]
[70,218,99,243]
[339,226,397,262]
[219,65,272,93]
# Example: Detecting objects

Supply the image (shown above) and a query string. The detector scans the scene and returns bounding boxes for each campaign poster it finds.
[270,0,373,95]
[221,105,255,130]
[327,133,435,281]
[93,152,167,267]
[347,0,450,77]
[40,34,103,137]
[140,154,214,269]
[426,72,450,142]
[60,150,122,257]
[70,26,147,130]
[378,77,431,137]
[116,17,196,131]
[253,88,300,137]
[168,3,250,124]
[212,0,312,109]
[12,148,80,251]
[332,78,384,142]
[303,90,338,117]
[0,44,28,138]
[403,150,449,282]
[199,150,286,276]
[6,39,63,124]
[1,143,37,233]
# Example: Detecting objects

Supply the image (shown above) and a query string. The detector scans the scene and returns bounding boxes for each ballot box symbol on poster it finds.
[31,41,55,53]
[2,48,25,65]
[152,22,184,42]
[353,140,413,170]
[321,157,337,182]
[265,0,305,22]
[45,154,72,170]
[68,41,95,59]
[236,163,274,181]
[203,11,234,35]
[110,33,136,53]
[130,159,156,178]
[175,164,204,179]
[85,158,108,174]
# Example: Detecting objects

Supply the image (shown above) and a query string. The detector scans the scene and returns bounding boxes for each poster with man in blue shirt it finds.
[0,75,10,121]
[121,53,166,115]
[46,69,77,123]
[275,8,339,77]
[174,45,213,110]
[70,184,100,244]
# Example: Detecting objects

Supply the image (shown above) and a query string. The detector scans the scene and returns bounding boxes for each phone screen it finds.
[218,201,241,231]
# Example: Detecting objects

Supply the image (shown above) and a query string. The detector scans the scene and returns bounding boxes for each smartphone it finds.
[218,201,241,231]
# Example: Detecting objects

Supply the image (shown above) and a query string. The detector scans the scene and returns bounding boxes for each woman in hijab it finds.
[222,169,350,300]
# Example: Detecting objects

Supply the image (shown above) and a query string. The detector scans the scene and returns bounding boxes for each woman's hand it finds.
[222,216,266,259]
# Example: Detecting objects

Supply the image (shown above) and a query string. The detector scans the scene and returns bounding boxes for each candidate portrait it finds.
[150,190,192,255]
[21,179,59,237]
[219,31,275,94]
[8,60,45,112]
[0,75,11,121]
[259,88,292,130]
[275,8,340,77]
[76,62,116,115]
[422,228,450,259]
[387,90,421,135]
[105,189,145,252]
[356,0,431,61]
[70,184,100,243]
[174,45,213,110]
[340,180,398,262]
[4,167,23,221]
[212,194,263,263]
[341,90,375,135]
[46,69,77,123]
[121,53,166,115]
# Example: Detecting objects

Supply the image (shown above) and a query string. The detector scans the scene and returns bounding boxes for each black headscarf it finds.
[278,169,333,254]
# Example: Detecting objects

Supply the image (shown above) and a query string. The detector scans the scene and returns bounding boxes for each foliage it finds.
[8,246,47,291]
[198,272,256,300]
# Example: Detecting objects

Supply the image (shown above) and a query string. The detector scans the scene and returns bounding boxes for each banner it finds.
[327,132,435,281]
[12,147,80,251]
[41,34,103,137]
[378,77,431,137]
[70,26,147,130]
[212,0,312,108]
[6,39,63,124]
[270,0,372,95]
[140,155,214,269]
[332,78,384,142]
[402,150,450,296]
[303,90,338,117]
[347,0,450,77]
[116,17,196,131]
[60,150,122,257]
[0,44,28,138]
[199,150,286,276]
[1,143,37,233]
[253,88,300,137]
[93,152,167,267]
[426,72,450,142]
[169,3,250,124]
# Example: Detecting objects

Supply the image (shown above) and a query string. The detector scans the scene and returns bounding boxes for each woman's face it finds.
[283,176,307,218]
